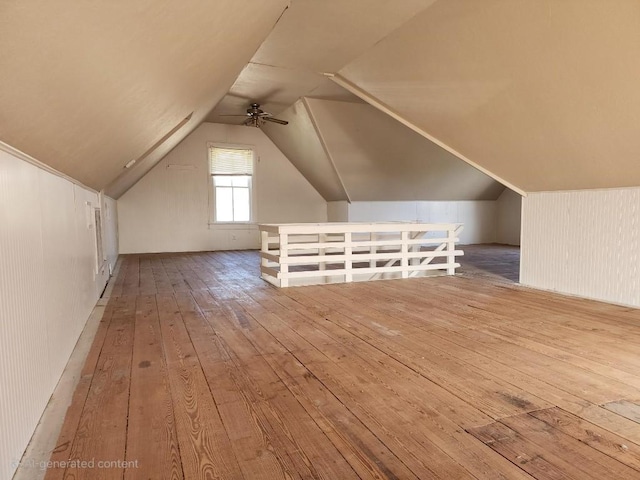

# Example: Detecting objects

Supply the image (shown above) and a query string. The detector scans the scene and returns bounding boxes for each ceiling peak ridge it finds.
[248,61,326,76]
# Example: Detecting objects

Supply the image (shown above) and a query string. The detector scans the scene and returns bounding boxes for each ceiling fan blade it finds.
[243,117,255,126]
[263,117,288,125]
[218,114,250,117]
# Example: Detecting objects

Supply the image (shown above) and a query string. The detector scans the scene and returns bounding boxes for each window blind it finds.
[209,146,253,175]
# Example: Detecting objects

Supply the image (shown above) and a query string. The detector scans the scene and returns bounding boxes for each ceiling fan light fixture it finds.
[243,116,261,128]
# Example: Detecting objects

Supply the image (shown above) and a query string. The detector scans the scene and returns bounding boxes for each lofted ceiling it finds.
[206,64,362,127]
[207,0,436,124]
[338,0,640,192]
[0,0,289,194]
[3,0,638,199]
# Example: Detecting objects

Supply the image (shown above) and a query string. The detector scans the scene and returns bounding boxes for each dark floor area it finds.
[458,243,520,283]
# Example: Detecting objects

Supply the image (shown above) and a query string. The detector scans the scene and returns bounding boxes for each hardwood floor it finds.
[45,248,640,479]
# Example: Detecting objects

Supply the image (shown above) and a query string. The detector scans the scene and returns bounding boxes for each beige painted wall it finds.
[118,123,327,253]
[0,145,117,480]
[346,201,497,245]
[262,100,348,201]
[307,99,504,201]
[521,188,640,307]
[496,189,522,246]
[327,201,350,222]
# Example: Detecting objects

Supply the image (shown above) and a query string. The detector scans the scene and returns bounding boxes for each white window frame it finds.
[208,143,257,225]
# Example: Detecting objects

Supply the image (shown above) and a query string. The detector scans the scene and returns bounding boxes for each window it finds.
[209,145,254,222]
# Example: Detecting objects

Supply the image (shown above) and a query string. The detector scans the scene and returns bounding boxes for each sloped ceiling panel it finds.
[208,0,434,124]
[250,0,435,73]
[306,98,505,201]
[104,112,196,199]
[261,100,348,201]
[339,0,640,192]
[207,63,348,125]
[0,0,289,194]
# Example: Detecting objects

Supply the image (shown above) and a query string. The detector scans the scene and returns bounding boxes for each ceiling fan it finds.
[221,103,288,127]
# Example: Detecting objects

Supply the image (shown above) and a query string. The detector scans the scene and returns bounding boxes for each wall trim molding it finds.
[529,185,640,195]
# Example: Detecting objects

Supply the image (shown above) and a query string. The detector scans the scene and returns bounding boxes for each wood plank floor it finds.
[45,247,640,479]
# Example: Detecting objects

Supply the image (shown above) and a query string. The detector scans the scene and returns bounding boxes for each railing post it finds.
[447,227,455,275]
[370,231,377,269]
[344,232,353,283]
[401,231,409,279]
[318,233,326,270]
[409,231,421,268]
[260,230,269,272]
[280,233,289,287]
[318,233,327,284]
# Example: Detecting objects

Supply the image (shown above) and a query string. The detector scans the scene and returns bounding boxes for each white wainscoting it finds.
[521,188,640,307]
[0,146,117,479]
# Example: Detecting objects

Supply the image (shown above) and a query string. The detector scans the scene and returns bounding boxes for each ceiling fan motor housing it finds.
[247,103,264,115]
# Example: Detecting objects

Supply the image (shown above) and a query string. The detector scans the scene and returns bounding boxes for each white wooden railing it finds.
[259,222,464,288]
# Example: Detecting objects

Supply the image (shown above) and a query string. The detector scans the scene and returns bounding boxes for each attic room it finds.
[1,1,640,479]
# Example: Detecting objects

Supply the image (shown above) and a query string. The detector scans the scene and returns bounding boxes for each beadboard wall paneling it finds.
[0,147,117,479]
[521,188,640,307]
